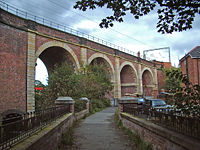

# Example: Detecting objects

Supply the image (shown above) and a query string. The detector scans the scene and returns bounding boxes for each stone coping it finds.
[120,112,200,150]
[75,109,89,120]
[75,109,88,117]
[118,97,138,104]
[80,97,90,102]
[55,96,75,104]
[56,96,74,101]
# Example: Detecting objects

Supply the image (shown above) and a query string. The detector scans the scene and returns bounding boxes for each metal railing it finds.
[123,104,200,140]
[123,104,145,117]
[0,105,70,150]
[0,1,137,56]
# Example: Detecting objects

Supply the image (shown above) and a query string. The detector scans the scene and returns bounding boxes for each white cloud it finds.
[73,20,98,31]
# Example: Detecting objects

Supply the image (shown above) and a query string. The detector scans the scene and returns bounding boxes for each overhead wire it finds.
[2,0,155,49]
[47,0,155,48]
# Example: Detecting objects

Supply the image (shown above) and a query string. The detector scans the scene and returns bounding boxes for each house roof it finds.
[180,46,200,62]
[189,46,200,58]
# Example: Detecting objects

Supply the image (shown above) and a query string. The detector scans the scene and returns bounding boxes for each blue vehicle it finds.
[144,98,172,113]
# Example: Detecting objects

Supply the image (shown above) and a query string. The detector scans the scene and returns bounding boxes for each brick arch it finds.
[141,67,154,83]
[120,61,138,97]
[36,40,80,70]
[88,53,115,82]
[141,67,154,97]
[119,61,138,82]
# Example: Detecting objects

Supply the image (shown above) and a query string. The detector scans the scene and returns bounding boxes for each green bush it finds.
[35,63,113,111]
[163,68,200,117]
[74,99,87,113]
[89,98,111,114]
[102,98,111,107]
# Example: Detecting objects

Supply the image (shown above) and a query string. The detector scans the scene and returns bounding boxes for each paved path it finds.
[68,107,134,150]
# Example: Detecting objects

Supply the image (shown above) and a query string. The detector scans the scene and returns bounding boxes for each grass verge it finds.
[114,109,152,150]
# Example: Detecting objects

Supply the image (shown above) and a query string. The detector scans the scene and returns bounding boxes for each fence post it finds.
[55,97,75,113]
[80,97,90,112]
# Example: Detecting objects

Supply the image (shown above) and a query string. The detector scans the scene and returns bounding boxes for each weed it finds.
[114,110,152,150]
[60,127,73,146]
[57,120,79,149]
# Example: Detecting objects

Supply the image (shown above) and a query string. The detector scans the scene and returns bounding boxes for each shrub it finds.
[74,99,87,113]
[89,98,111,114]
[35,63,113,111]
[163,68,200,117]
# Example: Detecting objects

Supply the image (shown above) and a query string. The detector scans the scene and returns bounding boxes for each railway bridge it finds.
[0,7,159,115]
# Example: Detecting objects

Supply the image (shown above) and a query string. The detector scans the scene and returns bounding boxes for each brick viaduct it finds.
[0,9,160,115]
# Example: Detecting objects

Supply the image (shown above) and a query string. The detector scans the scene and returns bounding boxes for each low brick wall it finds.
[10,109,89,150]
[120,113,200,150]
[75,109,88,120]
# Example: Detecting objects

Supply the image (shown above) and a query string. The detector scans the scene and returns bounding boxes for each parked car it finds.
[143,98,173,113]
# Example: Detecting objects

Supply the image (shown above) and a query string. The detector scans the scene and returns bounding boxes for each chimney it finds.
[137,51,140,58]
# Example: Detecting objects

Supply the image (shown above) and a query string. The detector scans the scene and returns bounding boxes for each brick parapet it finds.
[120,113,200,150]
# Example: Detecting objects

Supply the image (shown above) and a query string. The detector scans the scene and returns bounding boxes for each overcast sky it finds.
[2,0,200,84]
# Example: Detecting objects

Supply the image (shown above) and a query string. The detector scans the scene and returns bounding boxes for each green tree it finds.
[79,63,113,99]
[162,67,182,93]
[47,64,74,103]
[165,69,200,117]
[35,80,47,110]
[74,0,200,33]
[35,63,113,111]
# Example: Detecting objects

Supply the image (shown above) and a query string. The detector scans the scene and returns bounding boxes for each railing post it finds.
[55,97,75,113]
[80,97,90,112]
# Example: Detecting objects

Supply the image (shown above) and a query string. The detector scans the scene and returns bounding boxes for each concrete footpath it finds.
[68,107,134,150]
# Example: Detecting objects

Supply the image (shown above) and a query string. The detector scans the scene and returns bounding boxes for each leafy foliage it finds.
[89,98,111,113]
[35,80,48,110]
[164,69,200,117]
[35,63,112,111]
[74,0,200,33]
[74,99,87,112]
[46,64,74,102]
[162,67,182,93]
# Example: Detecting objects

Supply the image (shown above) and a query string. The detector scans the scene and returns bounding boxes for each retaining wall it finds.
[120,112,200,150]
